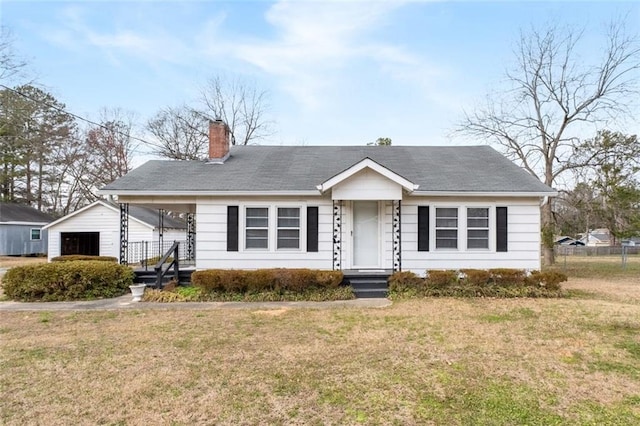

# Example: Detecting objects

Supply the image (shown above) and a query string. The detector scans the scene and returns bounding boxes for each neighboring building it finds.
[554,236,585,246]
[43,200,186,262]
[100,120,556,274]
[580,228,612,247]
[621,237,640,247]
[0,202,54,256]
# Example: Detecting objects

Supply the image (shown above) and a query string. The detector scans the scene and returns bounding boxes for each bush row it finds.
[3,261,134,301]
[191,268,344,293]
[389,269,568,299]
[51,255,118,263]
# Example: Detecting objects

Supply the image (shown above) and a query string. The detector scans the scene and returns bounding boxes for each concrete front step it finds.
[133,269,194,286]
[345,273,390,298]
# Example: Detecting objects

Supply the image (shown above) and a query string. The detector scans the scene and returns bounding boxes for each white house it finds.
[100,120,556,277]
[43,200,186,262]
[580,228,612,247]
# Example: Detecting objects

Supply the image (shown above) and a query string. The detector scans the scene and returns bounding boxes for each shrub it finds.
[244,269,276,293]
[51,255,118,263]
[315,270,343,288]
[191,269,344,295]
[527,270,568,291]
[489,268,527,286]
[3,261,134,301]
[388,268,566,299]
[425,270,458,288]
[460,269,492,286]
[388,271,424,297]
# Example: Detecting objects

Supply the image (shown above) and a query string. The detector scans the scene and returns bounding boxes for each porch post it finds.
[119,202,129,265]
[393,200,402,272]
[333,200,342,270]
[158,208,164,256]
[186,212,195,262]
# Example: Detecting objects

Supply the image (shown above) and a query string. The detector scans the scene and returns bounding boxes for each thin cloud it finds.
[218,1,446,111]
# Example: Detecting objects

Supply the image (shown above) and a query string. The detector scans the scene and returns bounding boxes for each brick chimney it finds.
[208,119,230,163]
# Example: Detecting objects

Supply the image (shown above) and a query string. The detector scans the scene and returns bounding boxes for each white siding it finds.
[195,197,334,270]
[120,194,543,273]
[400,197,542,274]
[46,204,154,261]
[332,169,403,200]
[153,228,187,243]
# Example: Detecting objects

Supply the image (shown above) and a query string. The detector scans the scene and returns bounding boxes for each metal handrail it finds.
[153,241,180,288]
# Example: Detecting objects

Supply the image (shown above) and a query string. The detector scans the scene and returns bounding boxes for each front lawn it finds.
[2,274,640,424]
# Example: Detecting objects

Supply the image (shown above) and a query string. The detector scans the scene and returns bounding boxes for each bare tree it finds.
[457,21,640,265]
[81,108,137,200]
[200,75,272,145]
[0,26,27,83]
[146,105,209,160]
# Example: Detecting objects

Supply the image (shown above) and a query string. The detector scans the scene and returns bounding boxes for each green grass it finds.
[547,254,640,279]
[2,292,640,425]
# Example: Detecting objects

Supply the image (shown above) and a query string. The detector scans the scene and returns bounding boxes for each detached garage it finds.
[43,200,186,262]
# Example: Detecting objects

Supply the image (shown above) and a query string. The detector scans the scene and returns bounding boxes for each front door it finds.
[353,201,379,268]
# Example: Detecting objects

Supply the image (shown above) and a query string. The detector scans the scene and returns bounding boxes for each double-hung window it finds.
[30,228,41,241]
[467,207,489,249]
[435,208,458,249]
[245,207,269,249]
[277,207,300,249]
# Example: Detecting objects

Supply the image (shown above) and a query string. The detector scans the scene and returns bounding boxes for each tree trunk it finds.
[541,200,555,266]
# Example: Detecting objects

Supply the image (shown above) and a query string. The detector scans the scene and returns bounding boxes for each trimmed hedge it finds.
[191,268,344,294]
[145,269,350,302]
[3,260,134,301]
[51,255,118,263]
[389,268,568,299]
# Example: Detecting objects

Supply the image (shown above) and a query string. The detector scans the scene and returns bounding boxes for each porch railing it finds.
[154,241,180,289]
[128,240,193,269]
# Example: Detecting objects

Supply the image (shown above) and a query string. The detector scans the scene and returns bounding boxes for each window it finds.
[467,207,489,249]
[245,207,269,249]
[30,228,41,241]
[435,208,458,249]
[277,207,300,249]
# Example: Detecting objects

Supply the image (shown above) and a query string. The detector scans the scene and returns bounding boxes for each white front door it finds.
[353,201,380,268]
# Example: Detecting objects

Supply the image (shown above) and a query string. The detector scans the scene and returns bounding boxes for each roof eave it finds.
[317,157,418,193]
[0,221,50,226]
[100,189,323,197]
[411,190,557,197]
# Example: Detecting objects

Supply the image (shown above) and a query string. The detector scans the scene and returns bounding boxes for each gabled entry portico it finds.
[317,157,419,272]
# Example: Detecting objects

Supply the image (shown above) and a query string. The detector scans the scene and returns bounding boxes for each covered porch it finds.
[116,197,196,286]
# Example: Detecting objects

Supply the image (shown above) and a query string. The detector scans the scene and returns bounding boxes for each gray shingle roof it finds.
[102,145,554,194]
[0,202,55,223]
[103,200,185,229]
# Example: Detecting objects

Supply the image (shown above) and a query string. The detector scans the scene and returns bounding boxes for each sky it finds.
[1,0,639,160]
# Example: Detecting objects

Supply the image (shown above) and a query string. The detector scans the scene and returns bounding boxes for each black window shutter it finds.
[227,206,239,252]
[418,206,429,252]
[496,207,508,252]
[307,206,319,252]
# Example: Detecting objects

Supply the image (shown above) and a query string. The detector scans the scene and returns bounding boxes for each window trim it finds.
[276,206,301,251]
[434,207,459,250]
[30,228,42,241]
[244,206,270,250]
[466,206,490,250]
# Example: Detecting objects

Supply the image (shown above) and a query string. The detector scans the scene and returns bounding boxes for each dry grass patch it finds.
[2,279,640,425]
[0,256,47,269]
